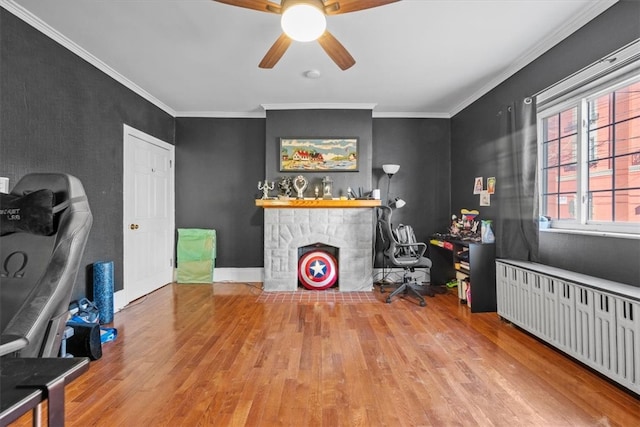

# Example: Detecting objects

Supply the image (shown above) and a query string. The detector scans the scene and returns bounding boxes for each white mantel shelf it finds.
[255,199,381,208]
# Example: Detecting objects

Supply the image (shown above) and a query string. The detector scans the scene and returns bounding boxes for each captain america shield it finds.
[298,250,337,290]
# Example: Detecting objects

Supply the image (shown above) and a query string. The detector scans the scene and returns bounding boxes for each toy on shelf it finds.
[450,209,482,242]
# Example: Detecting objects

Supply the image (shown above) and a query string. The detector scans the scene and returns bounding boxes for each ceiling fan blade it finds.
[324,0,399,15]
[259,33,293,68]
[212,0,281,14]
[317,31,355,70]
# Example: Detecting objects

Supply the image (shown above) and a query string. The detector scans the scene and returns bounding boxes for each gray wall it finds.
[0,9,175,298]
[173,112,452,268]
[265,109,373,198]
[372,118,451,243]
[175,118,265,267]
[451,0,640,286]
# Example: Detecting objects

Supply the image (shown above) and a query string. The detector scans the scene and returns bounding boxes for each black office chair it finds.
[376,206,432,307]
[1,173,93,357]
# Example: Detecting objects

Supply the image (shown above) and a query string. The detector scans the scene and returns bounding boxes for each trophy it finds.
[293,175,308,199]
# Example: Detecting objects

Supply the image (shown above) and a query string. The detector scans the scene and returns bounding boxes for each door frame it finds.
[120,124,175,309]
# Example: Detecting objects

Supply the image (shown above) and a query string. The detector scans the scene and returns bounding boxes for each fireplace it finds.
[257,199,380,292]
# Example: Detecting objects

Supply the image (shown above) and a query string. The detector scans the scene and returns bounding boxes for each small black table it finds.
[0,357,89,426]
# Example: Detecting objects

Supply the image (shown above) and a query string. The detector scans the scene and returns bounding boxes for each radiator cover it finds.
[496,259,640,395]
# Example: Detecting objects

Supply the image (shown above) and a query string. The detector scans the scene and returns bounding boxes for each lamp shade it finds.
[382,164,400,175]
[391,197,406,209]
[281,4,326,42]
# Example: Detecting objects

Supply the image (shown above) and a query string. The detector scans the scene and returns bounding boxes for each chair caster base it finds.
[386,297,392,304]
[419,300,426,307]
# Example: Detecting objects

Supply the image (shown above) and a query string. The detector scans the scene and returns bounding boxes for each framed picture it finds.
[473,177,483,194]
[487,177,496,194]
[480,190,491,206]
[279,137,358,172]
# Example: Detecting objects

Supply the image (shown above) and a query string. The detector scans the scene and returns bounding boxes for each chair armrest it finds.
[395,242,427,258]
[0,334,29,356]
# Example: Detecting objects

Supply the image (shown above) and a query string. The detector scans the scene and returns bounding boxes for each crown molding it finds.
[175,111,267,118]
[176,110,451,119]
[372,111,451,119]
[448,0,619,117]
[176,110,453,119]
[1,0,176,117]
[261,103,377,111]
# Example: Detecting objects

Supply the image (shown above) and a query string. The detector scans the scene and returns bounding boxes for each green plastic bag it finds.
[177,229,216,283]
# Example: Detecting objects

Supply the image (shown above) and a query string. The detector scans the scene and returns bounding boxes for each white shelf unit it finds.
[496,259,640,395]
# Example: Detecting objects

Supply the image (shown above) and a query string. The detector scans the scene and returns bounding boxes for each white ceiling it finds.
[4,0,618,117]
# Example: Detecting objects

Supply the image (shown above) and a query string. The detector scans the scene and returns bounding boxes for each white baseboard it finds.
[207,267,427,284]
[210,268,424,284]
[170,267,264,283]
[113,290,127,312]
[213,267,264,283]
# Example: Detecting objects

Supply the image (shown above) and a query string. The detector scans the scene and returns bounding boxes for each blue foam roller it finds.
[93,261,114,324]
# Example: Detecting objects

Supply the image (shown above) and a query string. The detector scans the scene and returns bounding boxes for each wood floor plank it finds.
[10,282,640,426]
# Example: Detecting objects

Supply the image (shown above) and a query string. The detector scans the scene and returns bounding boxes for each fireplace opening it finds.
[298,243,339,290]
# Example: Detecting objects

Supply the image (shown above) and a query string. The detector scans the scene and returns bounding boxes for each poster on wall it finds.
[487,177,496,194]
[473,177,483,194]
[279,138,358,172]
[480,190,491,206]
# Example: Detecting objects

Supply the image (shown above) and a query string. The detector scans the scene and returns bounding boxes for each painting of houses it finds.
[279,138,358,171]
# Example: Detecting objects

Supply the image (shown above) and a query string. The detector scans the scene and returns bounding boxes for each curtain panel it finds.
[495,98,539,261]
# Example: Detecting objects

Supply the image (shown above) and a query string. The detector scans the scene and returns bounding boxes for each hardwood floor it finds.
[13,282,640,426]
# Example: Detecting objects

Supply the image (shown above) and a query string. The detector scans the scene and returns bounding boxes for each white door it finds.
[123,125,175,303]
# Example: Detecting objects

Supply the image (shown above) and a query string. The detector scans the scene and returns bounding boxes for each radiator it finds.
[496,259,640,395]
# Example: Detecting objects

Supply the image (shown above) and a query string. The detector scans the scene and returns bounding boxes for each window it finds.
[537,42,640,236]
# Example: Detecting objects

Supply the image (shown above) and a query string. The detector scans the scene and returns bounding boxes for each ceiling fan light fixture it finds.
[281,4,326,42]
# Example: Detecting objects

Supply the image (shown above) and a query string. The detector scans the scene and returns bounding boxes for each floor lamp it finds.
[382,164,406,209]
[378,164,405,290]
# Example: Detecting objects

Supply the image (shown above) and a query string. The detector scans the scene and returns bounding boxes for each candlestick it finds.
[258,179,274,199]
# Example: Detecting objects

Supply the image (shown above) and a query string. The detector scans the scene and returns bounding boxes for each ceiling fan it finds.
[213,0,400,70]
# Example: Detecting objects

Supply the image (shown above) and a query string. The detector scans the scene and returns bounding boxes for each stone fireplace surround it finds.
[259,200,379,292]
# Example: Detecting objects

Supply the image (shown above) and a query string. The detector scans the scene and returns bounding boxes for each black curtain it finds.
[496,98,539,261]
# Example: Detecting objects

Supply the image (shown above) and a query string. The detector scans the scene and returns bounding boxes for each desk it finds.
[1,357,89,426]
[429,236,496,313]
